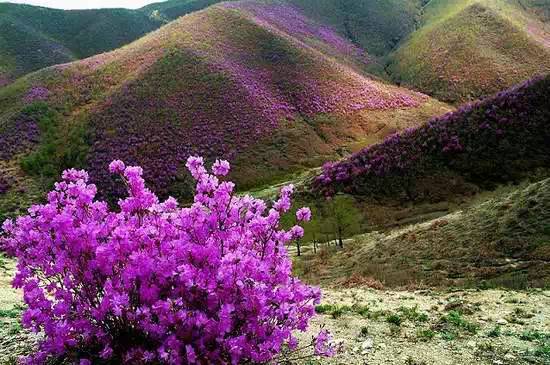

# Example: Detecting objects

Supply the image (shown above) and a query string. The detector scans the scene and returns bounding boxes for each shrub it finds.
[0,176,12,195]
[440,311,479,334]
[386,313,402,326]
[398,305,429,323]
[416,328,435,341]
[519,330,549,342]
[1,157,337,364]
[487,325,502,338]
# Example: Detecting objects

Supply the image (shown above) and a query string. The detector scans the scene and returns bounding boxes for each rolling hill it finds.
[0,3,163,84]
[313,75,550,202]
[0,0,427,84]
[144,0,423,56]
[0,1,448,215]
[3,0,549,103]
[388,0,550,103]
[0,0,234,84]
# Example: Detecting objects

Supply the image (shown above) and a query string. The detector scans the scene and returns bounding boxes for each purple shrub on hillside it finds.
[23,86,50,103]
[0,115,40,160]
[314,75,550,198]
[1,157,338,364]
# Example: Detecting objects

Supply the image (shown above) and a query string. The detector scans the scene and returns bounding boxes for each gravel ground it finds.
[1,258,549,365]
[296,288,550,365]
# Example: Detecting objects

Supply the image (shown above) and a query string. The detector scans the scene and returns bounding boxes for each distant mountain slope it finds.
[313,75,550,201]
[0,3,164,84]
[301,177,550,288]
[388,0,550,103]
[0,0,428,84]
[144,0,424,56]
[0,1,229,84]
[283,0,422,57]
[0,1,447,207]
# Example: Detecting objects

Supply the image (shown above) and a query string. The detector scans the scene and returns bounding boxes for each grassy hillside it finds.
[144,0,424,57]
[313,75,550,202]
[0,2,448,217]
[388,0,550,103]
[298,177,550,289]
[286,0,422,57]
[0,0,230,84]
[0,0,428,84]
[0,3,165,83]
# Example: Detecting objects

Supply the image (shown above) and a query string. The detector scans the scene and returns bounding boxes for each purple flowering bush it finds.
[23,86,50,104]
[314,75,550,200]
[1,157,337,364]
[0,107,41,161]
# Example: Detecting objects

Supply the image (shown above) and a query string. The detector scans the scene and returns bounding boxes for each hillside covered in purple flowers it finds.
[313,75,550,202]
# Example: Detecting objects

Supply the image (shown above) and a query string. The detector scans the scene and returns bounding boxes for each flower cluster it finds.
[1,157,328,364]
[314,75,550,198]
[296,207,312,222]
[314,330,341,357]
[23,86,50,104]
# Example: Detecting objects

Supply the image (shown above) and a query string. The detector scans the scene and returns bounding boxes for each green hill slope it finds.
[0,1,229,84]
[0,3,165,84]
[0,0,428,84]
[144,0,424,56]
[284,0,422,57]
[388,0,550,103]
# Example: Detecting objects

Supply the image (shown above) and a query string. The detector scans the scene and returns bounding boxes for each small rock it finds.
[493,361,503,365]
[496,318,508,325]
[362,338,374,350]
[361,338,374,354]
[504,354,515,360]
[467,340,477,348]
